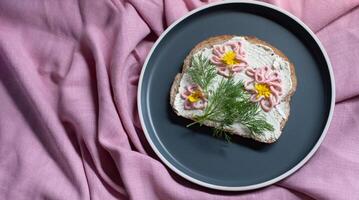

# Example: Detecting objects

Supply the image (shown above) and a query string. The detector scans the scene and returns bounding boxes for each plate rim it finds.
[137,0,335,191]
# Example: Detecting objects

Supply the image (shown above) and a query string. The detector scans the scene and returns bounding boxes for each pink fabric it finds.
[0,0,358,199]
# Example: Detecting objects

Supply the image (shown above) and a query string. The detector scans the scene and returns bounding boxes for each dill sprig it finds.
[187,54,217,92]
[187,54,274,141]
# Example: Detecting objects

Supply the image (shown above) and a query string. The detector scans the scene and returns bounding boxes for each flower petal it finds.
[187,85,198,93]
[231,66,243,72]
[184,101,193,110]
[217,67,231,77]
[213,48,222,57]
[231,62,247,72]
[270,94,279,105]
[260,100,271,112]
[180,91,190,99]
[238,61,247,67]
[245,68,255,77]
[211,56,222,65]
[251,94,263,102]
[193,101,203,109]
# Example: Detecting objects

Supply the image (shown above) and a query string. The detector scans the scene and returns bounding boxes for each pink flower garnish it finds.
[181,84,207,110]
[244,66,283,112]
[210,42,247,77]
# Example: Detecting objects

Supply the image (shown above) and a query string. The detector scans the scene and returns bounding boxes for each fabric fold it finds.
[0,0,358,199]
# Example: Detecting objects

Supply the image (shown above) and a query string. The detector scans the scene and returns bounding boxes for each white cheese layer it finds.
[173,37,293,142]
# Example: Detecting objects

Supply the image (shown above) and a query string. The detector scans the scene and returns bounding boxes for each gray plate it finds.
[138,1,335,191]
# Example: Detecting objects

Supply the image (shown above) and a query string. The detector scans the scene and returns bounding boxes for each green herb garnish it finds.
[187,54,274,141]
[187,54,217,93]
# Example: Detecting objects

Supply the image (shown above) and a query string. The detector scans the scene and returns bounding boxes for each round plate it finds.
[138,0,335,191]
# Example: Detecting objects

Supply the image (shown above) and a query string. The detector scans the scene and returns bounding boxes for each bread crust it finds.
[170,35,297,143]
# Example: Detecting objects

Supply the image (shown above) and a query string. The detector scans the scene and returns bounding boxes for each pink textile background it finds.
[0,0,358,199]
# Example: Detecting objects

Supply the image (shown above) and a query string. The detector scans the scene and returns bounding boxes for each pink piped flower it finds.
[244,66,283,112]
[181,84,207,110]
[210,42,248,77]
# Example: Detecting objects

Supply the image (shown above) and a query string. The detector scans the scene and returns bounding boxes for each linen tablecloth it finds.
[0,0,358,199]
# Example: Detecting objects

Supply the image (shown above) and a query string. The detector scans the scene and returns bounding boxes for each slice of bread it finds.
[170,35,297,143]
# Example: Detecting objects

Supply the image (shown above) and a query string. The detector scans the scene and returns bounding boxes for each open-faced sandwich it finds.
[170,35,297,143]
